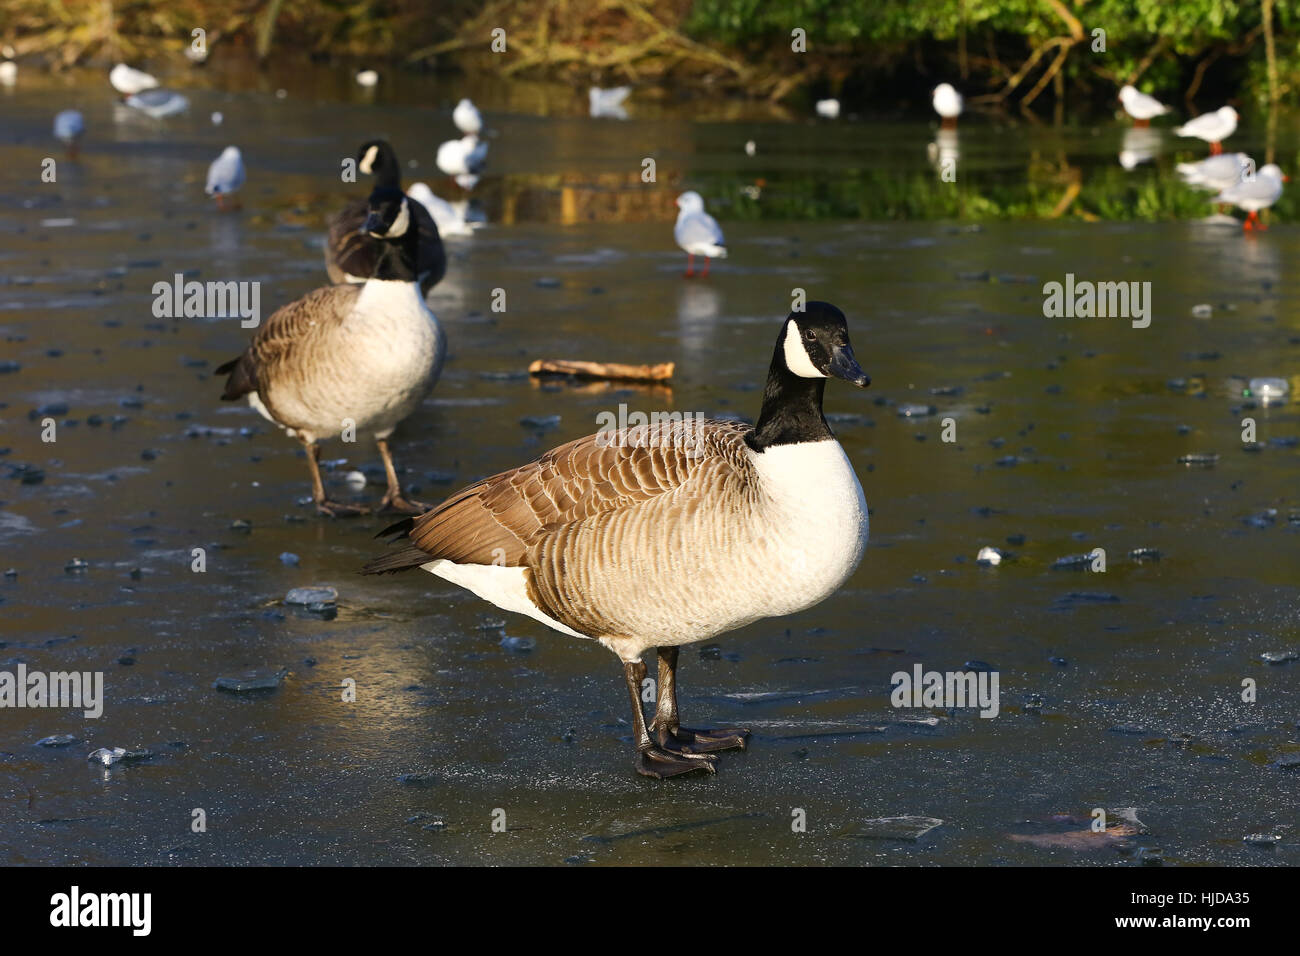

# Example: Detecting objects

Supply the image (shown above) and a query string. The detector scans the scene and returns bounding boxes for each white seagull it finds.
[1212,164,1286,231]
[453,98,482,135]
[815,98,840,119]
[932,83,963,128]
[355,70,379,87]
[435,134,488,191]
[1177,152,1255,192]
[125,89,189,118]
[110,64,158,96]
[1118,85,1170,125]
[0,60,16,87]
[205,146,245,211]
[53,110,85,158]
[674,191,726,278]
[407,182,481,237]
[1175,106,1238,154]
[589,86,631,119]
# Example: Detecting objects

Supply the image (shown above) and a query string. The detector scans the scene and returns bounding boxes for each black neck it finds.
[371,221,420,282]
[747,349,831,451]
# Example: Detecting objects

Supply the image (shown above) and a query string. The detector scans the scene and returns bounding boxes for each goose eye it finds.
[804,329,817,342]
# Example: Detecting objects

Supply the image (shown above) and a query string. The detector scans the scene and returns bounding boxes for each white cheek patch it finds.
[783,321,826,379]
[359,145,379,175]
[386,198,411,237]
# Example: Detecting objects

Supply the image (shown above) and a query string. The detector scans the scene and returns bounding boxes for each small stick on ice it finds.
[528,359,675,383]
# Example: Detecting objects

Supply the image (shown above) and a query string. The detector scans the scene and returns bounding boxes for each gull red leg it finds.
[1210,141,1223,156]
[684,253,694,279]
[701,256,711,278]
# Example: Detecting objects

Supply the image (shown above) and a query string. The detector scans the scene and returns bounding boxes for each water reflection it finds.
[1118,126,1162,170]
[926,129,959,182]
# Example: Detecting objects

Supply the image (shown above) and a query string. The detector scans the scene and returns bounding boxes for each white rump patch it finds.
[422,560,589,640]
[782,321,826,379]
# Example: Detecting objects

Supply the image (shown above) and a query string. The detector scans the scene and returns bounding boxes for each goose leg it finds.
[376,438,430,514]
[651,646,750,754]
[623,658,716,779]
[304,441,369,517]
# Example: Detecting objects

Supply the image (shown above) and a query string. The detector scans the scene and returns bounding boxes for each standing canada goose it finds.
[325,140,446,295]
[216,182,446,516]
[931,83,962,129]
[674,191,726,278]
[364,302,871,778]
[452,98,482,135]
[205,145,245,211]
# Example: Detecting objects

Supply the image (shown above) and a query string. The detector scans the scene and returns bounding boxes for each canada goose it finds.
[1118,85,1170,127]
[674,191,726,278]
[364,302,871,778]
[109,63,158,96]
[1213,164,1287,231]
[932,83,962,129]
[205,146,245,211]
[53,110,84,160]
[435,134,487,191]
[453,98,482,135]
[216,182,446,516]
[1175,106,1238,155]
[325,140,446,295]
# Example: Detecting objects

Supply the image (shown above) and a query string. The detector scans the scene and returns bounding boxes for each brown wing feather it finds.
[362,419,754,577]
[215,284,361,413]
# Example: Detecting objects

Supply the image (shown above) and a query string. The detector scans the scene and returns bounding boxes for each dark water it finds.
[1,64,1299,866]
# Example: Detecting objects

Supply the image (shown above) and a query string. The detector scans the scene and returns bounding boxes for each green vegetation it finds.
[1,1,1295,110]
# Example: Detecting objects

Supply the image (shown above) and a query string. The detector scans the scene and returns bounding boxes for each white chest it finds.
[748,439,869,613]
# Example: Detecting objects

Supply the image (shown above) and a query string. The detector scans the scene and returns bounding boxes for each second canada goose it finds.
[364,302,871,778]
[325,140,446,295]
[216,181,446,516]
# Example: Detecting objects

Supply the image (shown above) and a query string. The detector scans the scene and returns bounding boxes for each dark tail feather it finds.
[215,353,257,401]
[361,546,434,575]
[375,517,416,539]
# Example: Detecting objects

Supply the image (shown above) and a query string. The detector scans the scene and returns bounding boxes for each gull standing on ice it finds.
[674,191,726,278]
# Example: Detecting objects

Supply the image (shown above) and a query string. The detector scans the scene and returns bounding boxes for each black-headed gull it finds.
[453,98,482,135]
[932,83,962,129]
[53,110,84,159]
[125,89,189,118]
[674,191,726,278]
[355,70,378,87]
[407,182,480,238]
[589,86,631,119]
[815,98,840,119]
[110,63,158,96]
[1118,85,1170,126]
[205,146,245,211]
[1177,152,1254,192]
[436,134,487,191]
[0,59,16,86]
[1175,106,1237,154]
[1213,163,1287,231]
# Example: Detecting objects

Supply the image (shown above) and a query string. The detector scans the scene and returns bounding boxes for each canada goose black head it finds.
[356,139,401,188]
[750,301,869,450]
[360,185,420,282]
